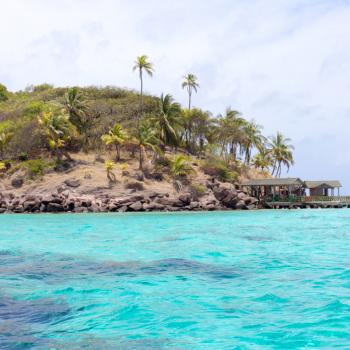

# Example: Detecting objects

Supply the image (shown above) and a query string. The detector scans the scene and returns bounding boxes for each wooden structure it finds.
[240,178,349,209]
[304,180,341,196]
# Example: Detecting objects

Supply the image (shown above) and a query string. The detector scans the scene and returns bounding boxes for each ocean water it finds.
[1,210,350,349]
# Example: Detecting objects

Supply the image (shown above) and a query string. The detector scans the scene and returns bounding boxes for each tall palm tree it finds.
[152,94,182,146]
[215,108,246,161]
[242,120,266,164]
[182,74,199,110]
[268,132,294,177]
[64,87,88,133]
[101,123,128,161]
[133,55,154,116]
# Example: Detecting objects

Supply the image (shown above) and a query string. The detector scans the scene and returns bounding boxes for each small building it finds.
[304,181,342,196]
[240,178,304,200]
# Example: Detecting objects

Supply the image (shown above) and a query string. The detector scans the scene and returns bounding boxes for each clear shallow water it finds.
[1,210,350,349]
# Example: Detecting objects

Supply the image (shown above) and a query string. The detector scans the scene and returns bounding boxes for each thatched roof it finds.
[240,178,303,187]
[304,180,342,189]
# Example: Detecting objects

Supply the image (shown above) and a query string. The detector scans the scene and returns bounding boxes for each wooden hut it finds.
[304,181,342,196]
[240,178,304,201]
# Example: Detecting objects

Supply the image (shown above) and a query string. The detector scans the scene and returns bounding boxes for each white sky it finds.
[1,0,350,191]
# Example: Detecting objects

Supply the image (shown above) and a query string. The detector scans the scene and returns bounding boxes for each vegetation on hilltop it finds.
[0,55,294,187]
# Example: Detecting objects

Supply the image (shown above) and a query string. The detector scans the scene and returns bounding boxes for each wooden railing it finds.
[265,195,350,203]
[303,196,350,203]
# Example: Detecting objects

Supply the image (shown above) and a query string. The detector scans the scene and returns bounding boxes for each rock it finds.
[95,155,105,163]
[22,201,37,212]
[133,172,144,182]
[129,201,143,211]
[189,201,199,210]
[13,205,24,213]
[156,197,184,207]
[235,200,248,210]
[0,208,6,214]
[178,193,192,205]
[118,205,128,213]
[143,202,165,211]
[125,181,144,191]
[74,206,88,213]
[47,203,64,212]
[64,179,81,188]
[11,177,24,188]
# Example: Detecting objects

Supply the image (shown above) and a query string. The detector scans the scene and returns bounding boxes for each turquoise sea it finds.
[1,210,350,349]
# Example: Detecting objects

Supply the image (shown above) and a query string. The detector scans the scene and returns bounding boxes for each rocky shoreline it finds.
[0,180,259,214]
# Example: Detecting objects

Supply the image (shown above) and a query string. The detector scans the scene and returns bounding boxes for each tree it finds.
[268,132,294,177]
[133,55,154,118]
[152,94,182,146]
[182,108,211,154]
[170,155,194,191]
[38,110,76,161]
[0,129,13,160]
[105,160,117,183]
[0,84,9,102]
[64,87,88,133]
[101,123,128,161]
[215,108,246,162]
[252,148,272,172]
[135,120,160,171]
[242,120,266,165]
[182,74,199,110]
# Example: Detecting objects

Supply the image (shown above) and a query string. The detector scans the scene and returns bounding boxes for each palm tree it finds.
[152,94,182,146]
[105,160,117,184]
[215,108,246,161]
[135,120,160,171]
[182,74,199,110]
[252,148,272,172]
[38,110,76,161]
[101,123,128,161]
[133,55,154,117]
[242,120,266,164]
[268,132,294,177]
[170,155,194,191]
[64,87,88,133]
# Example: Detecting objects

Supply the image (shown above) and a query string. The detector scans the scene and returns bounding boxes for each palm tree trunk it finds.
[188,90,192,110]
[116,145,120,161]
[139,145,143,170]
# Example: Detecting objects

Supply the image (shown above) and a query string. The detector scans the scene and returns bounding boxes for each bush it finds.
[22,159,53,178]
[201,159,239,182]
[190,183,207,198]
[0,84,9,102]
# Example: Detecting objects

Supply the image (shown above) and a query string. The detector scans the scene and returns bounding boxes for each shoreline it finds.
[0,181,260,214]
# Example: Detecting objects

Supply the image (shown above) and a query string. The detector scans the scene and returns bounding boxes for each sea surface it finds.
[1,210,350,349]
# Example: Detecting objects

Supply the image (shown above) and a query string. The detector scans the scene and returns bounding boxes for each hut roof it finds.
[304,180,342,189]
[240,178,303,187]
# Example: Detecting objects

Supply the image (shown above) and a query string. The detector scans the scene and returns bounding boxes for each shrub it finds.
[190,183,207,198]
[0,84,9,102]
[201,159,239,182]
[22,159,53,178]
[23,101,49,119]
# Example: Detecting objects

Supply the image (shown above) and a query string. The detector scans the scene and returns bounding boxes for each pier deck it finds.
[265,196,350,209]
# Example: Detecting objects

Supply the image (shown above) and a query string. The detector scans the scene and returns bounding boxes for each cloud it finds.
[1,0,350,190]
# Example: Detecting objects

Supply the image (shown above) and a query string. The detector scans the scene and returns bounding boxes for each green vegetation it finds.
[0,54,295,182]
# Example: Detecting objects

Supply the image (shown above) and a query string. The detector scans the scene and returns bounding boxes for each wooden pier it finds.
[265,196,350,209]
[240,178,349,209]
